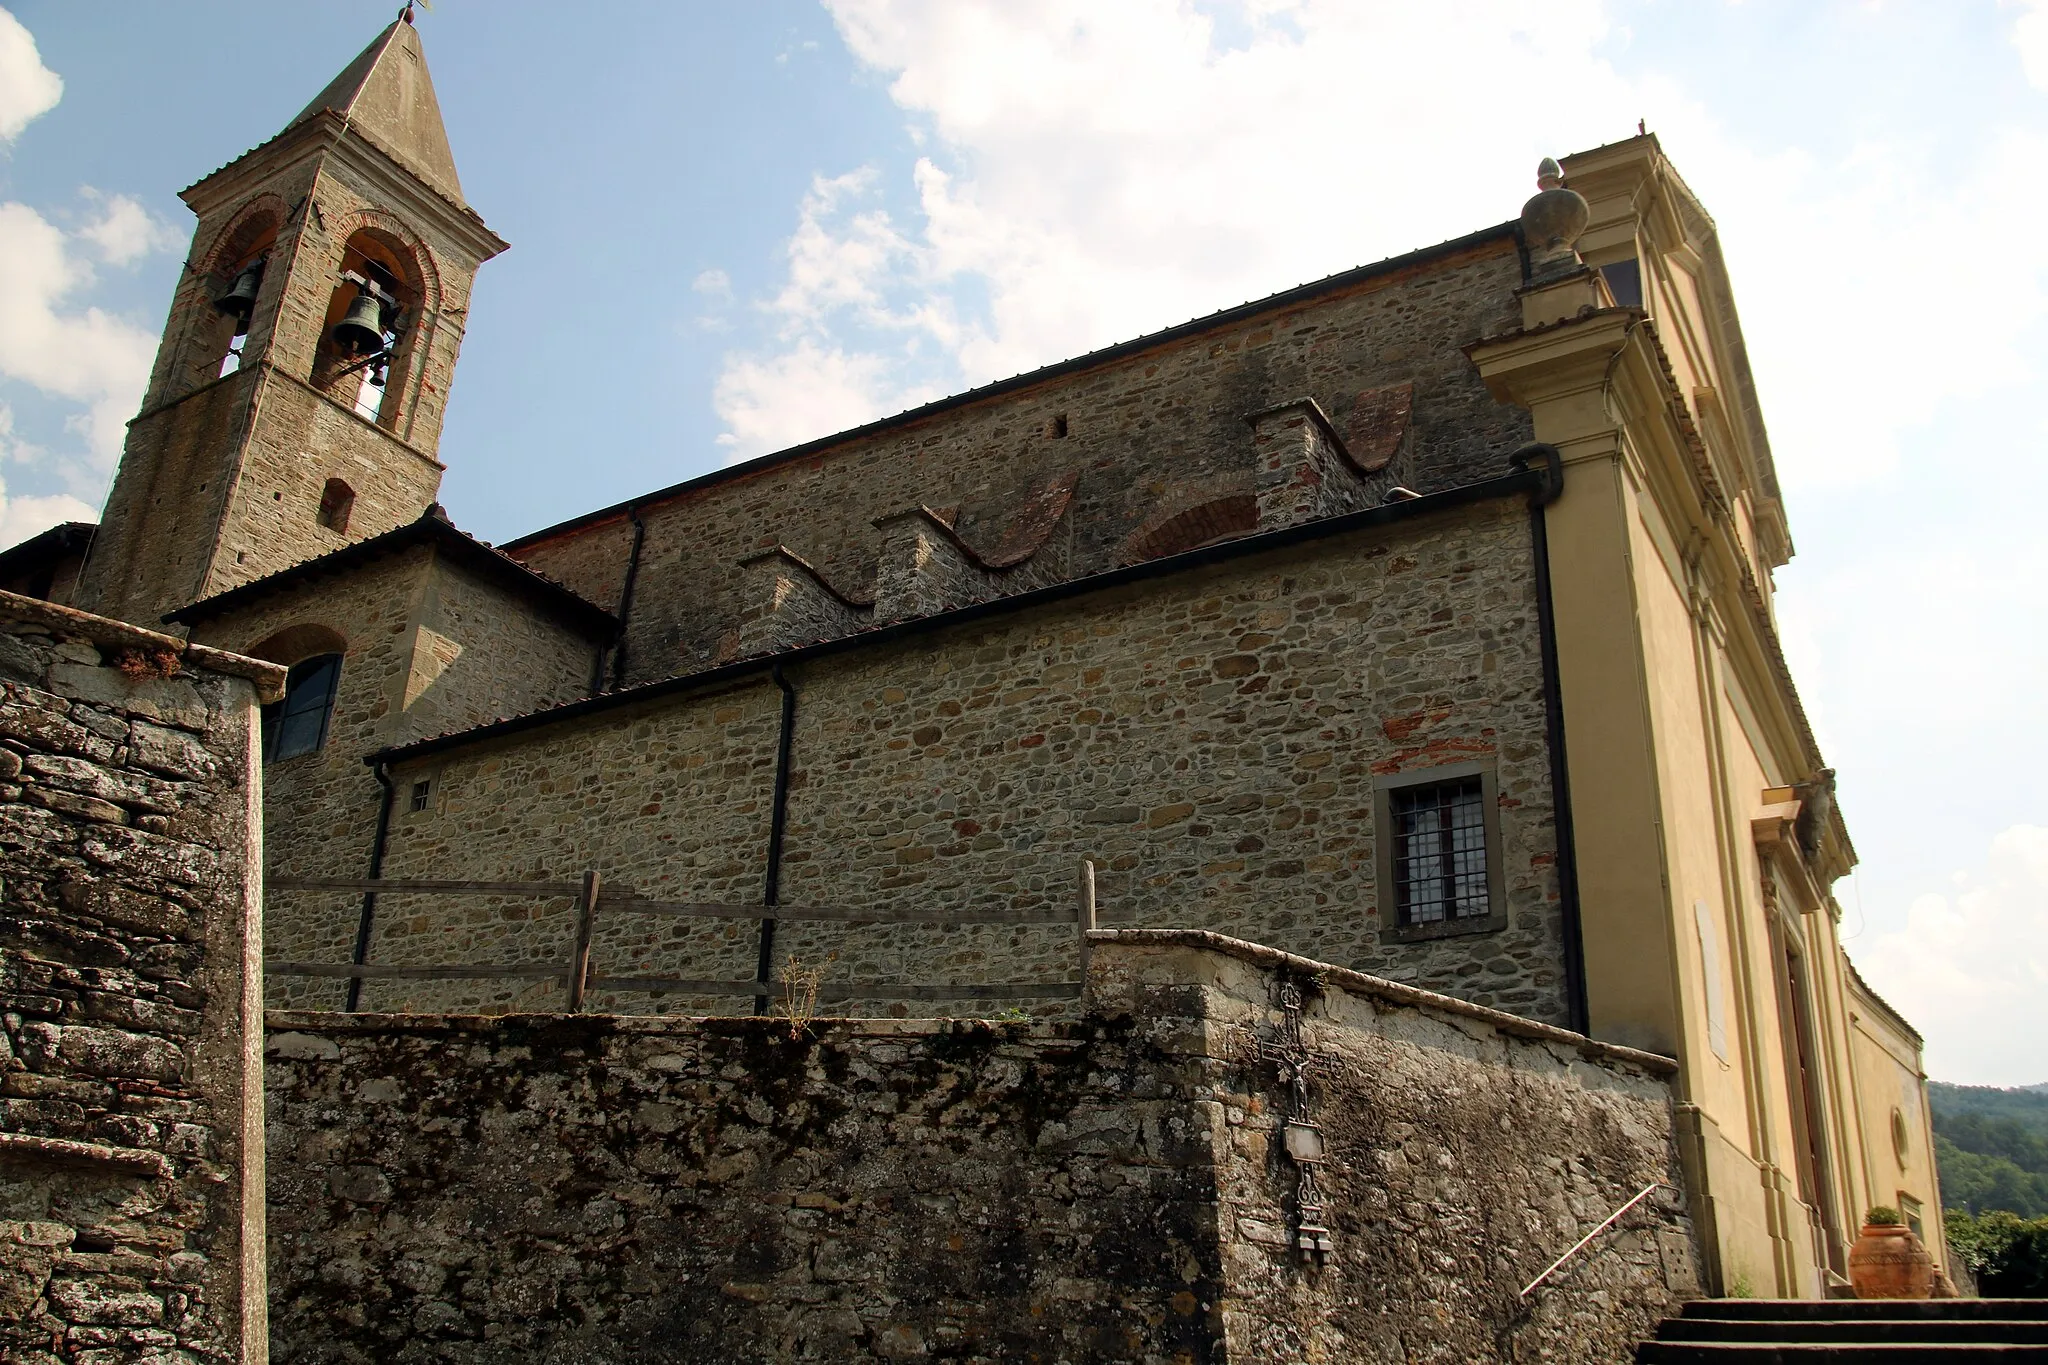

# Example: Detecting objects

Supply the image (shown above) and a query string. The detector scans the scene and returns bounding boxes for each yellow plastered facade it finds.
[1470,138,1942,1295]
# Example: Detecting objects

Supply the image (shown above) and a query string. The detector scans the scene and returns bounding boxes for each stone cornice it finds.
[1470,305,1836,828]
[0,590,286,702]
[1089,927,1679,1076]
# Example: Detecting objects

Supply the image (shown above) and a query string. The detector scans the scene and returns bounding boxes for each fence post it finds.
[567,868,602,1012]
[1076,857,1097,989]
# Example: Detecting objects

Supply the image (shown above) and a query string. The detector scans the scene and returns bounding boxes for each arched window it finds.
[317,478,355,533]
[314,229,422,427]
[262,654,343,762]
[245,624,348,765]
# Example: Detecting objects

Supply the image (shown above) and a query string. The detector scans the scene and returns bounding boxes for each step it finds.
[1661,1318,2048,1344]
[1682,1300,2048,1322]
[1637,1343,2048,1362]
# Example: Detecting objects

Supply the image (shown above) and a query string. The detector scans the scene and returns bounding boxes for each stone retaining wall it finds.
[0,592,280,1364]
[264,930,1698,1364]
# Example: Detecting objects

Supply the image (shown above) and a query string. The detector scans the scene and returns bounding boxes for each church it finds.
[0,10,1950,1339]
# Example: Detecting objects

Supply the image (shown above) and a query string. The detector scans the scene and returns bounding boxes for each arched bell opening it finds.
[180,211,280,394]
[313,228,427,429]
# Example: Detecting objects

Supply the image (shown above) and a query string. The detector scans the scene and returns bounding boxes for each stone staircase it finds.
[1635,1299,2048,1360]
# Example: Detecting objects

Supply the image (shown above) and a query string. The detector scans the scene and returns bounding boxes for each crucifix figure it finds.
[1245,976,1337,1259]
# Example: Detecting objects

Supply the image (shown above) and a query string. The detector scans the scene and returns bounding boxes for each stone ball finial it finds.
[1521,156,1589,259]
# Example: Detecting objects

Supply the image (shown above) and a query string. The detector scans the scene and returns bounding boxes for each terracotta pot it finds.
[1847,1222,1934,1299]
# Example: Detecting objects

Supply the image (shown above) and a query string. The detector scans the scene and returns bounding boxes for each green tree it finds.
[1935,1135,2048,1219]
[1945,1209,2048,1297]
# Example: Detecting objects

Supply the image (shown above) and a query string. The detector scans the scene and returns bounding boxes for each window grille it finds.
[1391,776,1490,925]
[261,654,342,762]
[409,780,431,813]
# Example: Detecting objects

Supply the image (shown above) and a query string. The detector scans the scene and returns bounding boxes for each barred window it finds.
[1391,776,1490,925]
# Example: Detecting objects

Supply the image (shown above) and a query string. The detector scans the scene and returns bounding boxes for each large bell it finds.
[213,263,263,332]
[331,289,387,356]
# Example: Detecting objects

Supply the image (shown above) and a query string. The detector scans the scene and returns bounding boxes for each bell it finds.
[213,263,263,331]
[331,289,387,356]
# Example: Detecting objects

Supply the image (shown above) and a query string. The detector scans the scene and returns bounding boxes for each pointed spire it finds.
[289,12,465,203]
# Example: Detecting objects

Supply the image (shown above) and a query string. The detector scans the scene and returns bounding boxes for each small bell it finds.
[213,263,263,333]
[331,288,387,356]
[368,359,388,389]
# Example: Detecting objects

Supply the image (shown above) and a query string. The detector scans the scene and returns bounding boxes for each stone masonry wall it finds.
[1097,932,1701,1362]
[89,369,447,633]
[205,375,445,603]
[262,930,1696,1363]
[509,235,1533,686]
[183,546,600,1007]
[0,592,280,1364]
[356,492,1569,1024]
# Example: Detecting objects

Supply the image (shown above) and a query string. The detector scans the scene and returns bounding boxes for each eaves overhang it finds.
[163,507,615,640]
[0,521,96,579]
[1844,957,1924,1049]
[180,110,506,261]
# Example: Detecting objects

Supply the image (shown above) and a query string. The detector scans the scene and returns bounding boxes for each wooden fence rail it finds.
[265,861,1101,1013]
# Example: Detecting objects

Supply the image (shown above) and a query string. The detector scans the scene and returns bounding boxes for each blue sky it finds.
[2,1,2043,1083]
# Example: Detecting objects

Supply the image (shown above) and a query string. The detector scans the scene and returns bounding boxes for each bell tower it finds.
[74,11,506,628]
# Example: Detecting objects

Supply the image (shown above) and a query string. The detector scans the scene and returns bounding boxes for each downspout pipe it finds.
[608,505,647,692]
[1512,440,1590,1037]
[755,664,798,1015]
[347,760,398,1012]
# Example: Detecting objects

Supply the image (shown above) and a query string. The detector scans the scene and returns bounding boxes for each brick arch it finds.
[198,195,289,276]
[312,213,442,427]
[323,208,442,308]
[169,196,289,399]
[1121,490,1258,565]
[244,623,349,668]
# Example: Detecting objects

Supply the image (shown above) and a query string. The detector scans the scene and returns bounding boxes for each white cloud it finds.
[0,483,95,547]
[0,405,96,543]
[0,201,158,466]
[713,337,941,457]
[0,18,161,497]
[77,189,179,267]
[710,168,957,458]
[0,400,43,467]
[2015,0,2048,90]
[0,6,61,144]
[1857,825,2048,1087]
[691,268,734,302]
[704,1,2048,492]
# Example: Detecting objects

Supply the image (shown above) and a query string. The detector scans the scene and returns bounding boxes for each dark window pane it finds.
[1392,776,1488,926]
[1600,258,1644,309]
[262,653,341,762]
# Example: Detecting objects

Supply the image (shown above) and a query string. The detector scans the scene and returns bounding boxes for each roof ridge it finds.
[500,221,1520,553]
[164,507,614,637]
